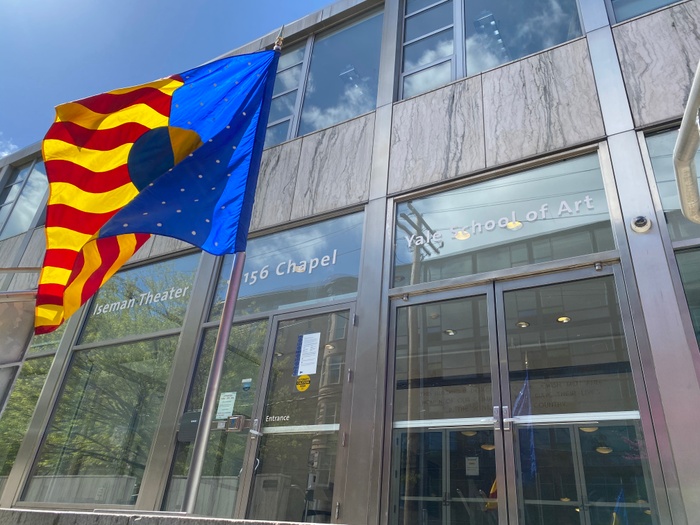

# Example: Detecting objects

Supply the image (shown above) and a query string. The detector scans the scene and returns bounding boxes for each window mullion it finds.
[289,35,315,141]
[453,0,466,80]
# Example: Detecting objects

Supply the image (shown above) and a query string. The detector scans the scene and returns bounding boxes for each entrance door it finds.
[388,266,659,525]
[242,304,355,523]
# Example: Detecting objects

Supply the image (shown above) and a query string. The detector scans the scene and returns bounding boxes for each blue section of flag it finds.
[612,487,629,525]
[100,50,278,254]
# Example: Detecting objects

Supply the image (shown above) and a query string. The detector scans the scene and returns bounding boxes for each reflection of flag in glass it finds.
[513,371,537,480]
[484,479,498,511]
[611,487,629,525]
[36,50,278,334]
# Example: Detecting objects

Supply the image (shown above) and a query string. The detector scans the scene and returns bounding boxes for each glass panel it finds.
[0,367,18,413]
[298,12,383,136]
[610,0,678,22]
[0,183,21,206]
[403,28,454,72]
[265,120,291,148]
[0,299,35,364]
[23,337,176,505]
[278,45,305,71]
[269,90,299,122]
[394,296,492,422]
[79,252,200,344]
[1,161,47,240]
[273,65,303,96]
[162,321,267,516]
[407,0,446,15]
[516,423,656,524]
[647,129,700,242]
[393,154,614,286]
[403,60,453,98]
[210,213,363,320]
[464,0,582,77]
[248,310,350,522]
[676,249,700,345]
[405,1,453,42]
[505,277,637,415]
[249,433,338,522]
[0,357,53,495]
[27,324,67,356]
[390,429,499,525]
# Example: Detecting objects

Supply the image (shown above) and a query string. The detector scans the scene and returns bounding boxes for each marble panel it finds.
[483,39,605,167]
[251,139,302,231]
[291,113,374,219]
[388,76,485,194]
[147,236,194,259]
[615,0,700,127]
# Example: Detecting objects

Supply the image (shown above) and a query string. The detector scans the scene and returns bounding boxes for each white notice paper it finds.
[215,391,237,420]
[466,457,479,476]
[297,332,321,376]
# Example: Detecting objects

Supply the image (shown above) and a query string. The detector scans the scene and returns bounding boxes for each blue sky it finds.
[0,0,333,156]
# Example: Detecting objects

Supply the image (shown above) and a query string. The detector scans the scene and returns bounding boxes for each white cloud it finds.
[0,132,19,158]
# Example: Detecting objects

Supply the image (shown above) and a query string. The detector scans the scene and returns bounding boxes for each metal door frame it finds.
[234,300,358,520]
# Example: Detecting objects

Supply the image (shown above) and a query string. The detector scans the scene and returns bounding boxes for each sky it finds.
[0,0,333,156]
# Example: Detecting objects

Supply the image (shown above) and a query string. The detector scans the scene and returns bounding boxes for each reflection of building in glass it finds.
[473,11,510,63]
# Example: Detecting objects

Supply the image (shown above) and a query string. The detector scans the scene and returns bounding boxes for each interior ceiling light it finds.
[444,329,456,336]
[461,430,477,437]
[596,446,613,454]
[454,229,471,240]
[560,497,571,502]
[480,443,496,451]
[557,316,572,323]
[579,426,599,433]
[324,343,335,350]
[516,321,530,328]
[429,312,440,319]
[506,220,523,231]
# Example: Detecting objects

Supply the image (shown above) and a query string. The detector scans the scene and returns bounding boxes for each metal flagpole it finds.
[181,251,246,514]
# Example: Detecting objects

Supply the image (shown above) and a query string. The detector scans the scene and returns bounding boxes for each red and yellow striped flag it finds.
[36,77,187,334]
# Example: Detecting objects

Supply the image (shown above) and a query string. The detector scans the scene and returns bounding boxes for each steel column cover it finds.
[587,27,635,136]
[135,252,220,510]
[578,0,610,33]
[339,0,397,521]
[608,130,700,525]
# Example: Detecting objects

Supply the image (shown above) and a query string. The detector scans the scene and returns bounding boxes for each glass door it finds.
[499,271,658,525]
[245,305,355,523]
[388,268,660,525]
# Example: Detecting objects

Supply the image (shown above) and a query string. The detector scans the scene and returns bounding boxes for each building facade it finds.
[1,0,700,523]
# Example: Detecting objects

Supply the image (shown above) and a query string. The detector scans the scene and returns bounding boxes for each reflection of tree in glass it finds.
[29,337,176,504]
[165,321,268,515]
[0,357,52,489]
[80,254,199,344]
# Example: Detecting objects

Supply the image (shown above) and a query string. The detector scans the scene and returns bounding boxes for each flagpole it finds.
[181,251,246,514]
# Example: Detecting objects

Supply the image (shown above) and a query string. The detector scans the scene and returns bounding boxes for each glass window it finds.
[0,161,47,241]
[79,252,200,344]
[677,248,700,345]
[162,321,268,516]
[0,357,53,495]
[298,12,383,136]
[401,0,582,98]
[0,299,35,364]
[265,45,306,148]
[610,0,679,22]
[393,154,615,286]
[210,213,364,320]
[264,12,384,148]
[647,129,700,242]
[22,337,177,505]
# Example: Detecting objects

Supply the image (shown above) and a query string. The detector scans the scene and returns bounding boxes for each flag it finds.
[35,50,279,334]
[611,487,629,525]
